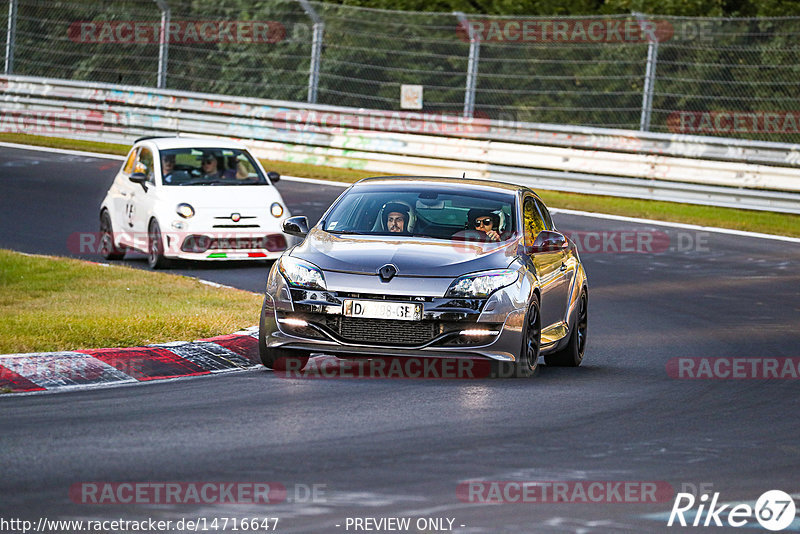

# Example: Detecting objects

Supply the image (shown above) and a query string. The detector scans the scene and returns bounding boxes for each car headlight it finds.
[176,203,195,218]
[271,202,284,218]
[279,256,326,290]
[445,269,519,298]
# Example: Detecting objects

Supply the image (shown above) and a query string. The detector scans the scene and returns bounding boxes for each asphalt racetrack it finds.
[1,145,799,533]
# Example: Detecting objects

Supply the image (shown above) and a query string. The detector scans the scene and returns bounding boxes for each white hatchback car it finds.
[99,137,294,268]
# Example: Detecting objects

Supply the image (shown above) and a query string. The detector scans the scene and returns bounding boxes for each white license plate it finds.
[343,300,423,321]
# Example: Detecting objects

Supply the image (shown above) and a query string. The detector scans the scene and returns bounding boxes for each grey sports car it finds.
[258,177,588,377]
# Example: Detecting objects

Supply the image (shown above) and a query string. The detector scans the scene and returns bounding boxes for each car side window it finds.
[134,148,155,183]
[534,198,554,230]
[523,197,546,245]
[122,148,138,174]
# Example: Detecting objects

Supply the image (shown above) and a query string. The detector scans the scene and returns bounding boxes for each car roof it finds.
[135,137,249,151]
[353,176,538,197]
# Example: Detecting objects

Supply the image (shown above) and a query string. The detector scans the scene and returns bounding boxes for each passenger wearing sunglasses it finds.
[466,208,502,242]
[200,153,223,178]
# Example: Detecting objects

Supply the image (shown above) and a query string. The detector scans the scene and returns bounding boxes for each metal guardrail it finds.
[2,75,800,214]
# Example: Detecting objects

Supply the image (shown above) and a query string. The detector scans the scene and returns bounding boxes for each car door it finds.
[129,147,158,238]
[535,197,570,325]
[109,147,140,252]
[523,196,568,330]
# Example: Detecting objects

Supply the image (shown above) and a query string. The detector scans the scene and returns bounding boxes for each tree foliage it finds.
[7,0,800,142]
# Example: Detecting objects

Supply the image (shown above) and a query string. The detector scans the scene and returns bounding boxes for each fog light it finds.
[271,202,284,218]
[279,317,308,327]
[181,235,211,253]
[459,329,500,336]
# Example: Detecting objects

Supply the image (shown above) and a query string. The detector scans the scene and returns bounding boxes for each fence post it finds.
[155,0,170,89]
[296,0,323,104]
[4,0,17,75]
[455,12,479,119]
[634,12,658,131]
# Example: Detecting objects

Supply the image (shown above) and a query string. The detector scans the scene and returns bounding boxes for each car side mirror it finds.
[129,172,149,191]
[528,231,567,254]
[282,216,309,238]
[267,171,280,184]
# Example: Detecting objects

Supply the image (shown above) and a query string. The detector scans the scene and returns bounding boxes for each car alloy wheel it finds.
[576,291,588,360]
[99,210,125,260]
[545,288,587,367]
[523,299,541,373]
[147,220,171,269]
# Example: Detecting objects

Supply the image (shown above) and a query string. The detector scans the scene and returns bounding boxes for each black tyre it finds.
[545,288,587,367]
[258,298,309,372]
[99,211,125,260]
[493,296,541,378]
[147,219,171,269]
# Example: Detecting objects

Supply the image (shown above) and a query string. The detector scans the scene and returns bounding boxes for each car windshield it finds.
[322,185,518,241]
[159,148,267,186]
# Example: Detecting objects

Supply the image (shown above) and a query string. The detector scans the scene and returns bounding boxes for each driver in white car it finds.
[161,154,176,182]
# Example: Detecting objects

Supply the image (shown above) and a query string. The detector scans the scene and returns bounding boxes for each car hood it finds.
[292,228,520,277]
[157,185,282,209]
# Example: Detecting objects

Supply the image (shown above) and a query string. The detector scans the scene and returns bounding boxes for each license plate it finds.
[343,299,423,321]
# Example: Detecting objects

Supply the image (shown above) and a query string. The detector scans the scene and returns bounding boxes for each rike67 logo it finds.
[668,490,796,531]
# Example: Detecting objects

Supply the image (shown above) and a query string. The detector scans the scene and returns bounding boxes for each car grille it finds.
[181,234,286,252]
[208,235,286,251]
[326,316,435,346]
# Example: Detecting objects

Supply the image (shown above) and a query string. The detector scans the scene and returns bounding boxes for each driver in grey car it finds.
[384,202,411,233]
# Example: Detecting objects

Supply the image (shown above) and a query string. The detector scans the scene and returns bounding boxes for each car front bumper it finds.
[262,266,534,363]
[160,231,293,261]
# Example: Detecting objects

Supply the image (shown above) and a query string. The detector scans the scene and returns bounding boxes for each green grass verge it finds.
[537,190,800,238]
[3,132,799,237]
[0,132,131,156]
[0,249,262,354]
[259,159,389,182]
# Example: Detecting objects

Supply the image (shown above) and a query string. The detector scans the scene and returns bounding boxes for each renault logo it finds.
[378,264,398,282]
